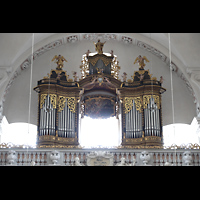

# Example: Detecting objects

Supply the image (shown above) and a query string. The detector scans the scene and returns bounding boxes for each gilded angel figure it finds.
[52,55,67,70]
[134,55,149,70]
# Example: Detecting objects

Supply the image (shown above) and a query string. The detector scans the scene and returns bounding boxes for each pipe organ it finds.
[34,68,81,148]
[34,42,166,148]
[119,68,166,147]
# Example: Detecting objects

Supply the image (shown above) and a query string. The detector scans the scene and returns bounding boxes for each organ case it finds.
[118,68,166,147]
[34,68,81,148]
[34,46,166,148]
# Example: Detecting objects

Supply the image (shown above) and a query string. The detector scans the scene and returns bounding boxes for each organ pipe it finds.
[37,92,79,148]
[125,99,143,139]
[122,92,164,147]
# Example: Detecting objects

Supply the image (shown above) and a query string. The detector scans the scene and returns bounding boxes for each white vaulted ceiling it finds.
[1,33,200,125]
[1,33,199,69]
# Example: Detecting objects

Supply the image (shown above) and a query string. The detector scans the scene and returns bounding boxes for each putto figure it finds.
[93,40,106,54]
[52,55,67,70]
[122,72,127,82]
[85,49,91,57]
[134,55,149,70]
[72,71,78,81]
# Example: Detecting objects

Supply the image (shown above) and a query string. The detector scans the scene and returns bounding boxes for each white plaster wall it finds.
[3,39,196,126]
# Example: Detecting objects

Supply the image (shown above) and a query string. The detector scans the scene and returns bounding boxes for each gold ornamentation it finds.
[57,96,76,113]
[57,137,75,143]
[93,40,106,54]
[124,97,142,113]
[40,94,47,109]
[153,95,160,109]
[88,54,113,66]
[80,55,89,79]
[133,55,149,70]
[127,79,133,83]
[51,55,67,70]
[118,145,163,149]
[58,96,67,112]
[143,95,160,109]
[67,97,76,113]
[40,94,57,109]
[49,94,57,109]
[144,136,162,142]
[39,135,56,141]
[133,97,142,113]
[143,95,151,109]
[37,135,78,148]
[124,97,134,114]
[125,138,143,143]
[38,144,79,148]
[111,57,120,80]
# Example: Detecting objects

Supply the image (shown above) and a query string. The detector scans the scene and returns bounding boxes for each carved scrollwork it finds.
[124,97,134,114]
[124,97,142,113]
[143,95,160,109]
[134,97,142,113]
[143,95,151,109]
[125,95,160,113]
[153,95,160,109]
[57,96,76,113]
[67,97,76,113]
[57,96,66,112]
[49,94,57,109]
[40,94,57,109]
[40,94,48,109]
[88,54,113,67]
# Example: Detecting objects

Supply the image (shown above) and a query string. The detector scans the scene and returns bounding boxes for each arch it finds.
[2,33,195,105]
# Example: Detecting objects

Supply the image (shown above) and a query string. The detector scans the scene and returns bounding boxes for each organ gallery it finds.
[34,41,166,148]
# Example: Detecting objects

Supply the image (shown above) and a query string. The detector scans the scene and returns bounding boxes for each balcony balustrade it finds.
[1,148,199,166]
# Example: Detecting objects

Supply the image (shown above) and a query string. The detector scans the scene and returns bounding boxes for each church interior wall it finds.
[3,39,196,126]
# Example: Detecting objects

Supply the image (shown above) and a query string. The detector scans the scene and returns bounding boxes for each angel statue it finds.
[51,55,67,70]
[134,55,149,70]
[93,40,106,54]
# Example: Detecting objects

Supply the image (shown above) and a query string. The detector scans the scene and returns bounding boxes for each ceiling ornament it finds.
[82,33,118,41]
[66,35,78,43]
[121,36,133,44]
